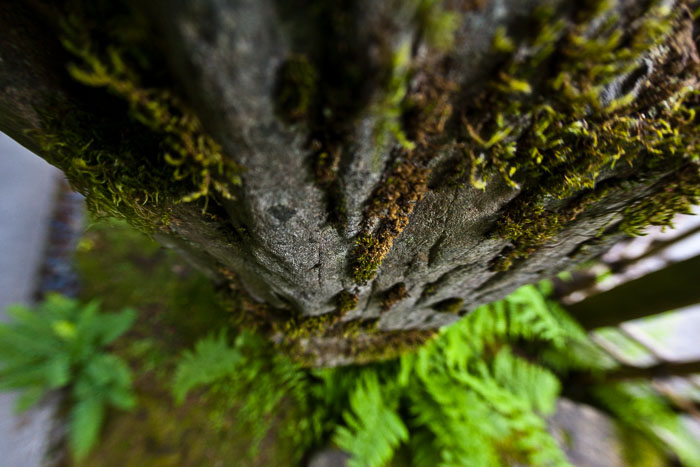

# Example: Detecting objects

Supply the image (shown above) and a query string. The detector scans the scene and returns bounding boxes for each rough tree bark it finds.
[1,0,699,365]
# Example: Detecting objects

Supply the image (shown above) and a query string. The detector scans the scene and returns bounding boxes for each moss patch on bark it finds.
[442,2,700,270]
[34,7,242,233]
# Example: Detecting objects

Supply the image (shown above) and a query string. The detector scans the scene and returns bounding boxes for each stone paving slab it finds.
[0,133,61,467]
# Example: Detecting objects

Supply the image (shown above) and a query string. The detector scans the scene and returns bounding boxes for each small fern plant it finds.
[173,330,317,462]
[322,285,573,467]
[0,294,137,460]
[172,283,700,466]
[172,285,574,467]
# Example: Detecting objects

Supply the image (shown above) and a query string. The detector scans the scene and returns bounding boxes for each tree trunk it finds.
[1,0,699,365]
[567,254,700,330]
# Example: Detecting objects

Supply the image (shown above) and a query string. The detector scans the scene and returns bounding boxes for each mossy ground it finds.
[68,219,423,465]
[69,220,301,466]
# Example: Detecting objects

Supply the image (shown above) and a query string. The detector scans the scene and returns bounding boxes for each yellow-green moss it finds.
[433,297,464,314]
[278,297,366,342]
[463,4,677,194]
[372,41,416,154]
[290,328,437,367]
[446,3,699,270]
[273,55,318,123]
[282,314,335,340]
[65,41,243,203]
[36,105,168,233]
[336,289,360,314]
[352,233,387,283]
[414,0,461,51]
[36,15,243,232]
[371,3,459,152]
[326,318,380,339]
[619,165,700,236]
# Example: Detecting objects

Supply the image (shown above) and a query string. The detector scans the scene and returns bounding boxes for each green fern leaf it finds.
[172,331,243,404]
[334,372,407,467]
[69,398,105,461]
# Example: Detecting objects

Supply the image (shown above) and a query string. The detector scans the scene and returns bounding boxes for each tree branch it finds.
[566,254,700,330]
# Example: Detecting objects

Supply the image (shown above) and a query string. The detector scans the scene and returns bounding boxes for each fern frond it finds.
[407,375,501,466]
[172,331,242,404]
[0,295,136,460]
[491,347,560,415]
[69,398,106,461]
[593,383,700,467]
[333,372,407,467]
[391,289,570,467]
[172,330,316,462]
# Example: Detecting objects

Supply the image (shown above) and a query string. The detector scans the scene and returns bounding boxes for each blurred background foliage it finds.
[1,218,694,466]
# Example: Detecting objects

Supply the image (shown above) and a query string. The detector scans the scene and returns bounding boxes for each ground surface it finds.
[0,133,60,467]
[70,220,302,467]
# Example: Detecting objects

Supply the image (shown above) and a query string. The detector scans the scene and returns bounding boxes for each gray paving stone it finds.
[0,133,60,467]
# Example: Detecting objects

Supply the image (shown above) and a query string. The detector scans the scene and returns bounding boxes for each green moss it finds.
[446,3,699,270]
[350,159,430,285]
[491,254,515,274]
[313,146,348,228]
[415,0,461,51]
[371,7,458,150]
[619,165,700,236]
[283,313,335,340]
[275,293,366,343]
[352,233,386,284]
[372,41,416,154]
[403,65,458,146]
[422,282,437,297]
[215,268,407,359]
[351,160,431,284]
[492,181,616,270]
[346,329,436,365]
[35,14,242,233]
[349,12,459,284]
[328,318,380,339]
[433,297,464,314]
[336,290,360,314]
[36,106,164,233]
[289,328,437,367]
[273,55,318,123]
